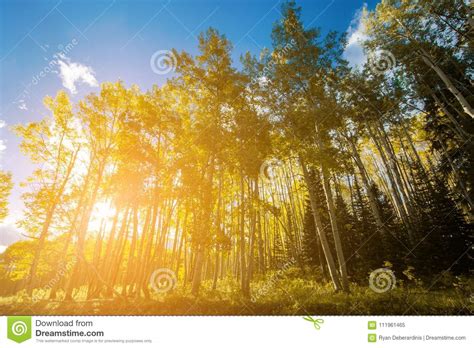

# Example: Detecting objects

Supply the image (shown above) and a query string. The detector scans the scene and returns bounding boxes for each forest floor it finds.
[0,278,472,315]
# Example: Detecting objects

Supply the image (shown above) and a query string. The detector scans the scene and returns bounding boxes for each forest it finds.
[0,0,472,315]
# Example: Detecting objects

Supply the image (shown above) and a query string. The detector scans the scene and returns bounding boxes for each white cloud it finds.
[0,120,5,128]
[57,54,98,94]
[343,4,369,68]
[0,211,24,249]
[0,220,23,252]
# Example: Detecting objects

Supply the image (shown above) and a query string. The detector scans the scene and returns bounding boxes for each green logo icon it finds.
[303,316,324,330]
[7,316,32,343]
[368,321,377,330]
[368,333,377,343]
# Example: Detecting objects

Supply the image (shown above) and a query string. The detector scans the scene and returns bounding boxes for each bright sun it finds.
[89,201,116,232]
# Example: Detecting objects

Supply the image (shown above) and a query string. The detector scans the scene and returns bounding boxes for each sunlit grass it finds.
[1,273,472,315]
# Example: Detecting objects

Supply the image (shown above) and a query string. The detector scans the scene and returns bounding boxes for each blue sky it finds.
[0,0,378,248]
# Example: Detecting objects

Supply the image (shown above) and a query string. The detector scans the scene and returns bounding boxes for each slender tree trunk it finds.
[239,171,249,296]
[191,157,215,295]
[27,148,79,295]
[320,164,350,292]
[420,52,474,118]
[300,157,342,291]
[347,137,385,233]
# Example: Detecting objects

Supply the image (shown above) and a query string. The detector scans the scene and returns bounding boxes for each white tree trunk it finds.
[420,52,474,118]
[300,157,342,291]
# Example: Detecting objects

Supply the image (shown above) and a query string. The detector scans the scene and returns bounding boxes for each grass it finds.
[0,275,472,315]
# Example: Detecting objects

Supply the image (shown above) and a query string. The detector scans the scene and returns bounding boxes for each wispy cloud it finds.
[343,3,368,68]
[57,54,98,94]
